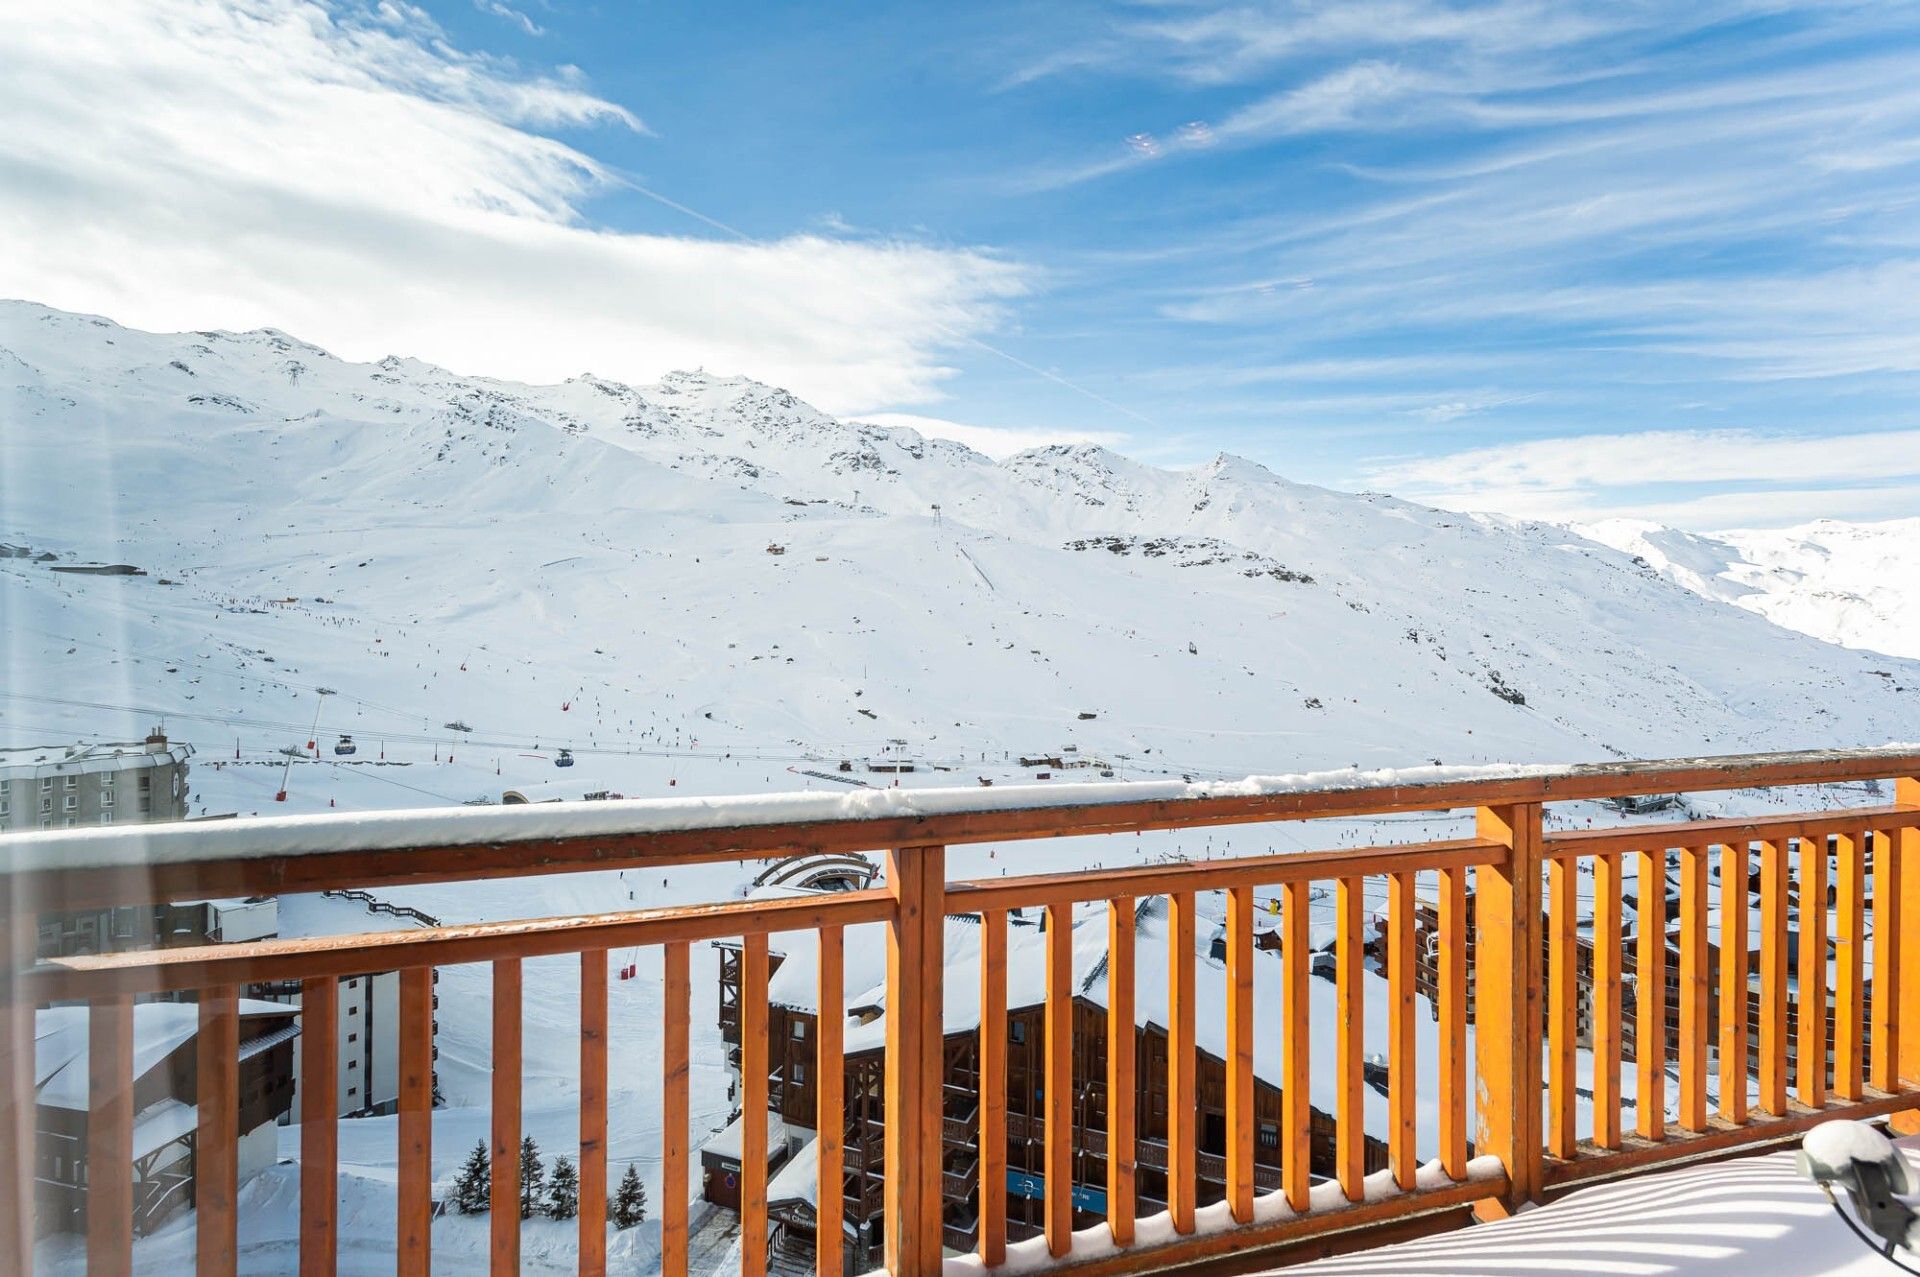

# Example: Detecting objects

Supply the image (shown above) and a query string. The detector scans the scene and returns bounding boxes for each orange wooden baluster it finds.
[1636,850,1667,1142]
[491,958,522,1275]
[1168,889,1198,1233]
[199,985,241,1277]
[662,942,691,1277]
[1105,898,1136,1248]
[1281,879,1313,1211]
[741,935,770,1276]
[1438,865,1469,1176]
[816,927,845,1277]
[979,909,1008,1264]
[1336,875,1365,1201]
[1388,871,1418,1188]
[1547,855,1578,1158]
[579,952,609,1277]
[1592,854,1623,1148]
[1226,884,1258,1219]
[300,976,339,1277]
[88,994,134,1277]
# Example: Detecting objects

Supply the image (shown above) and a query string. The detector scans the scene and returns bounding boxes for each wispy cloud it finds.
[473,0,543,38]
[0,0,1029,413]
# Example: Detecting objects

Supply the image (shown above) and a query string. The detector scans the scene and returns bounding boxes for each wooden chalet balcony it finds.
[4,747,1920,1277]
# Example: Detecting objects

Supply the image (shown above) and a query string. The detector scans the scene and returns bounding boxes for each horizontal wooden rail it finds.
[947,837,1502,912]
[1544,804,1920,857]
[20,889,892,1001]
[8,747,1918,908]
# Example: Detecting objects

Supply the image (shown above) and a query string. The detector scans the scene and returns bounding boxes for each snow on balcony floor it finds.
[1278,1139,1920,1276]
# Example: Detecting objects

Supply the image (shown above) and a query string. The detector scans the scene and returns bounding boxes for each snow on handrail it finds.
[2,745,1917,877]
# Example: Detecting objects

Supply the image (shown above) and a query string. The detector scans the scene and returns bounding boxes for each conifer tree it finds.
[452,1140,491,1214]
[609,1163,647,1229]
[519,1135,545,1219]
[545,1155,579,1220]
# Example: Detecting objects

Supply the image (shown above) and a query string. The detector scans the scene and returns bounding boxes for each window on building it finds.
[348,1059,358,1070]
[39,818,50,830]
[40,777,52,791]
[63,795,77,811]
[99,813,112,825]
[40,796,52,813]
[101,790,113,807]
[64,817,76,828]
[139,774,150,791]
[138,797,150,814]
[64,773,76,789]
[1010,1021,1027,1044]
[348,1005,358,1015]
[1257,1122,1279,1149]
[791,1021,806,1040]
[348,1032,358,1043]
[0,798,9,818]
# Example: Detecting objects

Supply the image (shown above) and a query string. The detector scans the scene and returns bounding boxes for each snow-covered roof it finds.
[131,1098,197,1161]
[33,999,298,1111]
[767,1134,818,1208]
[499,778,622,803]
[0,739,191,777]
[698,1109,787,1164]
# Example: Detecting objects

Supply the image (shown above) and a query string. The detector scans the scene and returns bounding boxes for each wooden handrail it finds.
[8,746,1918,909]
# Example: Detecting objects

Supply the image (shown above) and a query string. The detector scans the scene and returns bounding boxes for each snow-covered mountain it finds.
[1576,517,1920,660]
[3,297,1915,827]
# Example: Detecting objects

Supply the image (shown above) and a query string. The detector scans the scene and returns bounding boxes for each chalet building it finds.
[31,1000,299,1238]
[1412,835,1879,1084]
[0,730,192,832]
[705,890,1418,1273]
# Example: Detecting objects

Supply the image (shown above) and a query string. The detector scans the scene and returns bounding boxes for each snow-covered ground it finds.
[1577,517,1920,660]
[8,299,1919,1275]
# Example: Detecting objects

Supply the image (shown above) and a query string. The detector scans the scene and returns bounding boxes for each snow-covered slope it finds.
[4,298,1914,825]
[1576,517,1920,660]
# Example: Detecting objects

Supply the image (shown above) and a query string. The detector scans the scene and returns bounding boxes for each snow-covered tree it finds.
[519,1136,545,1219]
[452,1140,490,1214]
[545,1156,579,1220]
[610,1163,647,1229]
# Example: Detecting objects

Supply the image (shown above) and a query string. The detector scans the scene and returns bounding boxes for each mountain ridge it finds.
[2,298,1914,824]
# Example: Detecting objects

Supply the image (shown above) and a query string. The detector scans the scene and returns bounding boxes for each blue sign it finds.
[1004,1170,1107,1214]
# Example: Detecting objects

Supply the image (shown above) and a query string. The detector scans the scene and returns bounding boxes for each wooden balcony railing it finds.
[3,747,1919,1277]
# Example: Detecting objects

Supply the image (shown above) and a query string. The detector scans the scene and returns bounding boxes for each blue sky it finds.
[6,1,1920,527]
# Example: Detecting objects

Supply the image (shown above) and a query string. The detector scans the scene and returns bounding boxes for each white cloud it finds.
[856,412,1129,460]
[473,0,543,37]
[0,0,1029,414]
[1367,427,1920,528]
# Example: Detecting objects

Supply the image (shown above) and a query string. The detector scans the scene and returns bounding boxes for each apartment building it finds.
[0,729,192,831]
